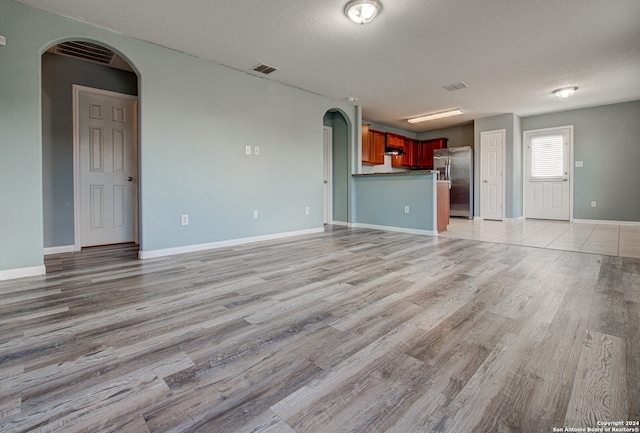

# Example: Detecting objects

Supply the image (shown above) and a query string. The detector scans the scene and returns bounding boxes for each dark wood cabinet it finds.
[362,125,385,165]
[387,133,405,168]
[365,126,448,169]
[419,138,449,169]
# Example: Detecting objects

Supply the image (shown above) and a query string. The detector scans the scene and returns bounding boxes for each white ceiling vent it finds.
[251,63,279,75]
[444,81,469,91]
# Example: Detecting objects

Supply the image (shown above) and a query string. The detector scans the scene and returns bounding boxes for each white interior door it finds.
[74,86,138,248]
[524,126,571,220]
[323,126,333,225]
[480,130,505,220]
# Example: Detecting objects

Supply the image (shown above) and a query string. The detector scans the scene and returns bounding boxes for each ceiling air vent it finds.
[251,63,279,75]
[443,81,469,91]
[55,41,115,65]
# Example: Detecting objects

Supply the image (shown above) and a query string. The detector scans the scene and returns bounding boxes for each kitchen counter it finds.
[352,171,438,234]
[353,170,438,177]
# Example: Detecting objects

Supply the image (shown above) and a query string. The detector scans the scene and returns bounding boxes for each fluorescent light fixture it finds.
[407,108,464,124]
[553,86,577,98]
[345,0,382,25]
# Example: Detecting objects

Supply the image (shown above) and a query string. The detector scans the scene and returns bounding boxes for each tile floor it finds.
[439,218,640,258]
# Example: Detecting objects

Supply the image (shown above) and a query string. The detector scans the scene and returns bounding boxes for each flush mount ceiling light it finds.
[553,86,578,98]
[345,0,382,25]
[407,108,464,124]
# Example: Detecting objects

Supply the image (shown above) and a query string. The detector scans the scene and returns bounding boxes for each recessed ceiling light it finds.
[553,86,577,98]
[344,0,382,25]
[407,109,464,124]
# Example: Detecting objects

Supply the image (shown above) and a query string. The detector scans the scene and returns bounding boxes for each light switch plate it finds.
[575,161,584,167]
[245,146,252,155]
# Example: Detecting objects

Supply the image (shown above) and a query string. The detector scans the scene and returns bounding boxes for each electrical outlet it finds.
[254,146,260,156]
[181,214,189,226]
[404,206,410,214]
[245,146,252,155]
[253,210,259,219]
[305,207,310,215]
[591,201,597,208]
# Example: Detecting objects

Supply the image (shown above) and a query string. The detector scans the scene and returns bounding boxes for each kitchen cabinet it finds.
[437,181,450,232]
[388,133,406,168]
[420,138,448,169]
[362,125,385,165]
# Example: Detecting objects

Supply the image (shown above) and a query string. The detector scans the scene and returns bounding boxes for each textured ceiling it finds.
[15,0,640,132]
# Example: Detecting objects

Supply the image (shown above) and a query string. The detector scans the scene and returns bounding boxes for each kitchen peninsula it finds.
[352,171,449,235]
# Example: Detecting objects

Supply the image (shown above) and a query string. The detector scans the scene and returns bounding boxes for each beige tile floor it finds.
[439,218,640,258]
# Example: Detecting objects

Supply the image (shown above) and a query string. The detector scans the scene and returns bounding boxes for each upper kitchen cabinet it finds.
[362,124,385,165]
[387,133,406,168]
[420,138,448,169]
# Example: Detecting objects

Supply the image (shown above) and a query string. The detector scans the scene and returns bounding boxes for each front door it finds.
[480,129,505,220]
[524,126,572,220]
[74,85,138,247]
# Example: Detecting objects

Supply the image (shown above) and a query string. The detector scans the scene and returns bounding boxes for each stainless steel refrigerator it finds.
[433,146,473,219]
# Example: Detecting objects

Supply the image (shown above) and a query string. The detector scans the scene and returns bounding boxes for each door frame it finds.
[522,125,574,221]
[323,126,333,225]
[72,84,139,251]
[479,129,506,220]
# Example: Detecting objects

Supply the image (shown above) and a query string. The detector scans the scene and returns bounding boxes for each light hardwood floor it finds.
[0,227,638,432]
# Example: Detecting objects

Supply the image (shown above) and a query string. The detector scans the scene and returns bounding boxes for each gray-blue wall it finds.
[417,124,474,148]
[522,101,640,221]
[354,174,436,232]
[0,0,355,275]
[42,52,138,248]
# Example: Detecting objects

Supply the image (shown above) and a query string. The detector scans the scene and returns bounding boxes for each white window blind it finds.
[530,134,564,178]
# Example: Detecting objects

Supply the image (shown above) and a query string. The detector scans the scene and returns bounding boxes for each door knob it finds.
[127,177,134,182]
[483,180,488,183]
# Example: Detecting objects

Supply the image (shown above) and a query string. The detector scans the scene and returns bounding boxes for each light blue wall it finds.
[354,174,436,232]
[474,113,523,219]
[42,52,138,248]
[0,0,355,274]
[522,101,640,221]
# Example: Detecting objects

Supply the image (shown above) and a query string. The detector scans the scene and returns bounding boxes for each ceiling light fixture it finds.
[344,0,382,25]
[553,86,578,98]
[407,108,464,124]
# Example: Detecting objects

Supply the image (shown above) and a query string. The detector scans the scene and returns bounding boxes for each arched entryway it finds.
[323,109,351,226]
[41,40,140,256]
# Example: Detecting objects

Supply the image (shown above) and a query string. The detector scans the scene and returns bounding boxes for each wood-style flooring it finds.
[1,226,638,432]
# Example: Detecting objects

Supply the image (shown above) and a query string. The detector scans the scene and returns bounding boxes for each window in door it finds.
[530,134,564,180]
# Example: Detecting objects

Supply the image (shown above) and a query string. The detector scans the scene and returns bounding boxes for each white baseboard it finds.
[44,245,76,255]
[330,221,349,227]
[572,218,640,226]
[348,223,435,236]
[504,216,524,222]
[138,228,325,259]
[0,265,46,281]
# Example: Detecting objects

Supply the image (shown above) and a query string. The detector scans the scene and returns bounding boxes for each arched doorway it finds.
[323,109,350,226]
[41,40,140,256]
